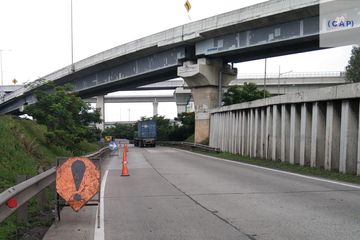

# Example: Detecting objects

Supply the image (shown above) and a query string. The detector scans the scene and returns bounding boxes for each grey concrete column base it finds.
[191,86,219,144]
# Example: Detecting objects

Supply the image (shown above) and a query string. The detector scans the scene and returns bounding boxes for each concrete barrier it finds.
[209,82,360,175]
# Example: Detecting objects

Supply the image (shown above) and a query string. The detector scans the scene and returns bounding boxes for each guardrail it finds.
[159,141,220,152]
[0,146,109,223]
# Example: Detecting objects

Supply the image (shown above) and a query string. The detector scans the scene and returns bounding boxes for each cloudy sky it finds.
[0,0,353,121]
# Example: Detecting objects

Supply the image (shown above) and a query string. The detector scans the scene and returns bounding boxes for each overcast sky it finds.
[0,0,354,121]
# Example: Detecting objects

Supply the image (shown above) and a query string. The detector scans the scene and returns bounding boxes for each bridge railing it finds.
[210,82,360,176]
[0,146,109,223]
[237,71,345,79]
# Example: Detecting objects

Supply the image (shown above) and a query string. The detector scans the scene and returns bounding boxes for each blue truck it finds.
[134,120,157,147]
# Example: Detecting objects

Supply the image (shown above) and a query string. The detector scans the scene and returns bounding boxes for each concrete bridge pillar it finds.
[96,95,105,130]
[174,87,192,115]
[153,98,158,116]
[178,58,237,144]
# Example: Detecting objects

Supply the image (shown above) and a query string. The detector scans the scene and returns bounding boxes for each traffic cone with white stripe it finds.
[121,148,129,177]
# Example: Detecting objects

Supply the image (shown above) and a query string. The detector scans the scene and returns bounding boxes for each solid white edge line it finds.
[175,148,360,190]
[94,169,109,240]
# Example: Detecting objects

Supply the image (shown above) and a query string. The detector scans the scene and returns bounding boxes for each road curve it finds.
[102,146,360,240]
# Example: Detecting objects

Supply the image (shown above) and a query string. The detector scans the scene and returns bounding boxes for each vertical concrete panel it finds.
[299,103,312,166]
[325,102,341,171]
[238,111,242,155]
[260,108,265,158]
[215,114,220,148]
[227,112,231,152]
[289,104,301,164]
[241,111,247,155]
[234,112,239,154]
[249,109,254,157]
[272,105,281,161]
[310,102,326,168]
[256,109,262,157]
[232,112,236,153]
[265,106,273,159]
[221,113,226,151]
[281,105,290,163]
[209,114,214,147]
[247,111,251,156]
[340,100,359,174]
[254,109,259,157]
[215,113,222,148]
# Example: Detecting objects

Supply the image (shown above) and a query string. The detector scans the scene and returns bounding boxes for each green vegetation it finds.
[104,112,195,142]
[345,46,360,83]
[193,150,360,184]
[102,123,137,140]
[25,84,101,154]
[222,83,271,106]
[0,115,99,239]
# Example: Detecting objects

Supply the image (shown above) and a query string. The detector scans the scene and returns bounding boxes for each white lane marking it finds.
[176,149,360,190]
[94,169,109,240]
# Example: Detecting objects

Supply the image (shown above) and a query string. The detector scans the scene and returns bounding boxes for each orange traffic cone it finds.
[121,160,129,177]
[121,149,129,176]
[122,149,127,162]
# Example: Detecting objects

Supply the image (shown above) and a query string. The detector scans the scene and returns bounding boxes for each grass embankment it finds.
[0,115,99,240]
[193,150,360,185]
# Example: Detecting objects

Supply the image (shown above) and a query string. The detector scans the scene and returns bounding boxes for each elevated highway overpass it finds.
[0,0,357,143]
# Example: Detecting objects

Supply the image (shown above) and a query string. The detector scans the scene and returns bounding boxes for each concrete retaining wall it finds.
[209,82,360,175]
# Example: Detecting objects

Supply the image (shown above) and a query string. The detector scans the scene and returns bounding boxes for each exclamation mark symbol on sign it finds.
[71,160,86,201]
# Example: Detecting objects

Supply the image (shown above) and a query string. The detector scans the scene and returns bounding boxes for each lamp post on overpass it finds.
[277,66,293,95]
[0,49,11,86]
[70,0,75,72]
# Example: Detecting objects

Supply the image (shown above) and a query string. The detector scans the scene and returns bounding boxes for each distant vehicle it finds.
[134,120,156,147]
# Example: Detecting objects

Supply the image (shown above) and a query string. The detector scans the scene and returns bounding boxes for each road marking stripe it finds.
[94,169,109,240]
[178,149,360,190]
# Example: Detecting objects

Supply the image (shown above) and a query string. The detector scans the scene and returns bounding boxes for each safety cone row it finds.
[121,145,129,177]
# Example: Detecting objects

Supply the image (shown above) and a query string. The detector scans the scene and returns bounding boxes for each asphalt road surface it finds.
[100,146,360,240]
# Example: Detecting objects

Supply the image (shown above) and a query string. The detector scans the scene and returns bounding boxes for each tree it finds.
[345,46,360,82]
[222,83,271,106]
[102,123,136,140]
[169,112,195,141]
[140,115,173,141]
[25,84,101,152]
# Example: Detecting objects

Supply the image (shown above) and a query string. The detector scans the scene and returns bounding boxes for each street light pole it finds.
[0,49,11,86]
[0,51,3,86]
[70,0,75,72]
[278,66,293,95]
[278,65,281,95]
[264,58,267,98]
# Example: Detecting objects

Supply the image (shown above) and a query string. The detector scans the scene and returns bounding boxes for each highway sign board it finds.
[109,141,118,151]
[56,157,100,212]
[105,136,112,142]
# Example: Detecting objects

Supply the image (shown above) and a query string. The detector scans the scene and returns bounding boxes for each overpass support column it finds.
[153,99,158,116]
[174,87,192,115]
[178,58,237,144]
[96,95,105,131]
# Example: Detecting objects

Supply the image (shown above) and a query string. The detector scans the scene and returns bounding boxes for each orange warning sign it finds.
[56,157,100,212]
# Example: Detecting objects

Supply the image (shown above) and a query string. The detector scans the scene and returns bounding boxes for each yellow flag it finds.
[184,0,191,12]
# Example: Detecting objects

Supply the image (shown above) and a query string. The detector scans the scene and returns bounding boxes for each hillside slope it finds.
[0,115,99,239]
